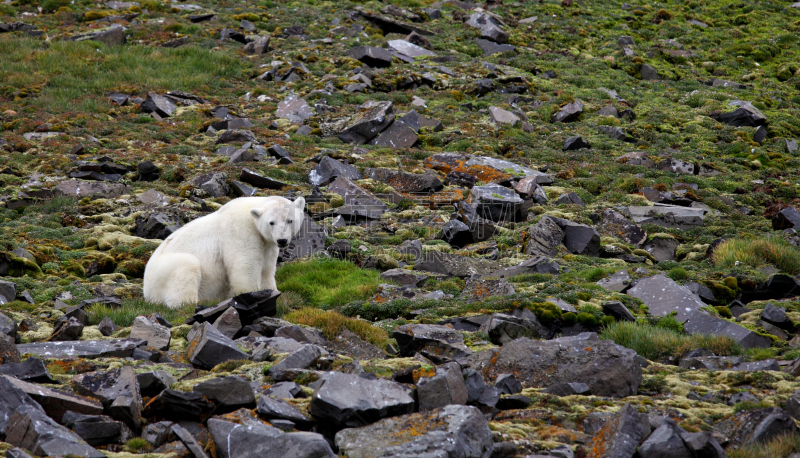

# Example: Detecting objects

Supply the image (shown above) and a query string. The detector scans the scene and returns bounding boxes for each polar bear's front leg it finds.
[261,245,279,291]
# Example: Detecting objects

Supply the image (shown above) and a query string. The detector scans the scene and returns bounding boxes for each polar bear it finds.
[143,196,305,308]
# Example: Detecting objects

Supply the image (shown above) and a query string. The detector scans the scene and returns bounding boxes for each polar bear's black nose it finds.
[277,239,288,247]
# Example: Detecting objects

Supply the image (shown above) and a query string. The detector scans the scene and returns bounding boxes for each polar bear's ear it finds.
[294,196,306,211]
[250,207,264,219]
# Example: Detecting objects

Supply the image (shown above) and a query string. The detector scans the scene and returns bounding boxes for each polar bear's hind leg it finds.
[144,253,202,309]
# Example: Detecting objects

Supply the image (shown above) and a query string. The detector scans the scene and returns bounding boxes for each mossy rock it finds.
[116,260,145,278]
[0,251,43,278]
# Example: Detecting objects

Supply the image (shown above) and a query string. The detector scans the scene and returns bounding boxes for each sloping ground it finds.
[2,0,800,456]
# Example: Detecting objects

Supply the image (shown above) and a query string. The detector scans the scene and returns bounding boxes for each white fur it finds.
[143,196,305,308]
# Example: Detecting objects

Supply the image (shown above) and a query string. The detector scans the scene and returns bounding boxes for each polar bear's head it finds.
[250,197,306,248]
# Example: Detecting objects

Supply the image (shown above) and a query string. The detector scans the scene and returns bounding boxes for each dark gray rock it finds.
[240,167,286,190]
[479,309,547,345]
[268,344,324,381]
[141,93,176,118]
[263,381,304,399]
[48,316,83,341]
[680,431,725,458]
[335,405,493,458]
[463,369,488,404]
[682,312,772,349]
[525,216,564,257]
[471,333,641,397]
[641,64,660,80]
[193,376,255,413]
[275,325,329,346]
[482,256,560,280]
[129,315,171,350]
[0,280,16,305]
[189,171,229,197]
[711,100,766,127]
[587,403,646,458]
[134,213,181,240]
[560,220,600,256]
[542,382,591,396]
[417,362,468,411]
[369,119,419,149]
[597,270,632,293]
[599,125,634,142]
[208,414,335,458]
[761,303,796,332]
[327,176,389,220]
[62,411,124,446]
[257,393,313,429]
[468,185,525,222]
[142,389,215,421]
[772,206,800,230]
[465,11,508,43]
[309,156,361,186]
[187,322,249,370]
[555,192,585,207]
[73,366,142,431]
[0,357,55,383]
[0,332,19,364]
[414,251,500,278]
[309,372,414,429]
[602,301,636,322]
[475,38,515,55]
[137,370,176,398]
[393,324,472,360]
[638,418,692,458]
[787,139,799,155]
[213,306,242,339]
[640,235,679,262]
[678,356,779,371]
[338,101,394,144]
[494,374,522,395]
[243,36,270,55]
[364,168,442,193]
[627,274,706,322]
[597,209,647,246]
[0,376,45,436]
[551,100,584,123]
[170,423,210,458]
[453,201,496,244]
[496,395,530,410]
[347,46,393,68]
[5,405,105,458]
[713,407,798,448]
[276,93,314,123]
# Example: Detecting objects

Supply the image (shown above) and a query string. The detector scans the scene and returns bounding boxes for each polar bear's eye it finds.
[269,222,274,226]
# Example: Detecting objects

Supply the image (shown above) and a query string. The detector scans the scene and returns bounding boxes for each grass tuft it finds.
[713,236,800,275]
[728,433,800,458]
[600,321,742,361]
[284,307,389,349]
[86,297,195,327]
[276,259,382,309]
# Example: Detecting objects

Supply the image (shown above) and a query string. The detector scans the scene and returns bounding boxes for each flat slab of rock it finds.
[469,333,641,397]
[338,101,394,144]
[327,176,389,220]
[393,324,472,360]
[208,414,335,458]
[626,274,705,322]
[6,376,104,423]
[335,405,493,458]
[276,93,313,123]
[6,405,106,458]
[188,322,249,370]
[415,251,500,278]
[425,153,552,185]
[309,372,415,429]
[682,311,772,349]
[623,205,705,229]
[53,180,130,199]
[17,338,145,359]
[713,407,797,448]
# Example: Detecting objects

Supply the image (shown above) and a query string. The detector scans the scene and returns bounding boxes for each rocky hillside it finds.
[3,0,800,456]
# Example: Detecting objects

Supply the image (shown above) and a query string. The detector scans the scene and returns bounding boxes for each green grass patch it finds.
[713,236,800,275]
[284,308,389,349]
[600,321,742,361]
[0,37,249,112]
[275,258,382,309]
[86,297,195,327]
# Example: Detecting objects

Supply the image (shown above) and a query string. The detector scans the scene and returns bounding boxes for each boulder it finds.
[640,235,679,262]
[18,339,145,359]
[129,315,171,350]
[560,220,600,256]
[53,180,130,199]
[193,376,256,413]
[0,332,19,364]
[597,270,632,293]
[551,100,584,123]
[711,100,766,127]
[488,106,520,125]
[761,303,796,332]
[256,394,313,429]
[470,333,641,397]
[335,405,493,458]
[468,185,525,222]
[308,156,362,187]
[587,403,647,458]
[137,371,177,398]
[62,411,125,447]
[208,414,335,458]
[309,372,415,430]
[141,93,176,118]
[465,12,508,44]
[602,301,636,322]
[188,171,229,197]
[597,209,647,246]
[393,324,472,360]
[369,119,419,149]
[276,93,314,123]
[0,376,46,436]
[525,216,564,257]
[142,389,215,422]
[338,101,394,144]
[327,176,389,220]
[772,206,800,230]
[0,357,56,383]
[415,251,500,278]
[5,405,106,458]
[417,362,468,410]
[626,274,705,322]
[347,46,393,68]
[73,366,142,431]
[542,382,591,396]
[187,322,249,370]
[475,38,515,55]
[713,407,798,448]
[638,418,692,458]
[364,168,442,193]
[268,344,324,381]
[134,213,182,240]
[479,308,548,345]
[564,136,591,150]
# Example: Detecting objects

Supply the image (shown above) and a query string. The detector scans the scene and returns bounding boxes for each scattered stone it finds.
[488,106,520,125]
[335,405,493,458]
[137,371,177,398]
[327,176,389,220]
[73,366,142,431]
[268,344,324,380]
[5,405,106,458]
[338,101,394,144]
[208,413,335,458]
[141,93,176,118]
[193,376,255,413]
[551,100,584,123]
[479,309,547,345]
[257,393,313,428]
[276,93,314,123]
[393,324,472,360]
[187,322,249,370]
[309,372,415,430]
[347,46,393,68]
[188,171,229,197]
[417,362,468,410]
[587,403,646,458]
[638,418,693,458]
[640,64,660,80]
[713,407,798,448]
[475,38,515,55]
[711,100,766,127]
[543,382,591,396]
[465,11,508,43]
[143,389,215,422]
[468,185,525,222]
